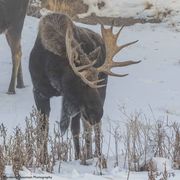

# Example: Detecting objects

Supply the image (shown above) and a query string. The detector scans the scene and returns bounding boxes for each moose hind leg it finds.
[16,61,25,89]
[71,113,81,160]
[6,30,24,94]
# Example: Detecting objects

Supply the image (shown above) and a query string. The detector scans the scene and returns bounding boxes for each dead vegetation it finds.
[0,145,5,179]
[0,107,180,178]
[120,110,180,172]
[0,107,107,177]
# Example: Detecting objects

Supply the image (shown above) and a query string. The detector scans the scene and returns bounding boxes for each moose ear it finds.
[88,47,101,60]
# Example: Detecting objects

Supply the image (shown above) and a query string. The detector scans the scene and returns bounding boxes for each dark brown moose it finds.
[29,13,140,163]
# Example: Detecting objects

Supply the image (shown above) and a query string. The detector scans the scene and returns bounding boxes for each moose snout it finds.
[82,107,103,125]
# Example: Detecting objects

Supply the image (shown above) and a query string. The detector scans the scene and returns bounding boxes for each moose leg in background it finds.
[5,23,25,94]
[33,89,50,164]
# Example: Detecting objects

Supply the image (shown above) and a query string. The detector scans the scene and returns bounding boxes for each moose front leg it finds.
[94,122,102,157]
[33,89,50,164]
[60,96,81,160]
[71,113,81,160]
[5,28,25,94]
[82,120,93,160]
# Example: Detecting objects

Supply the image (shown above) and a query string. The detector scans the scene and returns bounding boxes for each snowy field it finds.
[0,0,180,179]
[80,0,180,30]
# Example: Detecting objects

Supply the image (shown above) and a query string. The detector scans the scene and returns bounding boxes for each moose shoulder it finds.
[29,13,140,162]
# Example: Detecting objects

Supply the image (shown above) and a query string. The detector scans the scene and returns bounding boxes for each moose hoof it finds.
[16,83,25,89]
[6,90,16,95]
[16,85,25,89]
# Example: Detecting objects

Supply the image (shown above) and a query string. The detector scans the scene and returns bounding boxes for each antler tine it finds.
[77,72,106,88]
[110,19,115,31]
[111,60,141,67]
[116,25,125,38]
[110,20,125,36]
[101,23,125,45]
[76,59,97,71]
[97,59,141,77]
[103,70,128,77]
[117,40,138,53]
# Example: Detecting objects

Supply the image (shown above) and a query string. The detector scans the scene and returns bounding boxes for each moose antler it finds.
[66,24,140,88]
[65,26,105,88]
[97,24,140,77]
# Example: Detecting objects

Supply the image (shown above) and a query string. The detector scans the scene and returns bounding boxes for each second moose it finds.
[0,0,29,94]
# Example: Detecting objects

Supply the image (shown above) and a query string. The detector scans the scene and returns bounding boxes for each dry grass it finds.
[1,107,180,177]
[41,0,88,18]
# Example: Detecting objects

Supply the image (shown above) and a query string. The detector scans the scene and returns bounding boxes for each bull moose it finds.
[0,0,29,94]
[29,13,140,162]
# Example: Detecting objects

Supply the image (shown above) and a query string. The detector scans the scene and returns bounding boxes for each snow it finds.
[1,1,180,179]
[152,157,172,172]
[80,0,180,30]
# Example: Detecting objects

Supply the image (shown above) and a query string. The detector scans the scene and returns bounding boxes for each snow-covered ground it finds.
[40,0,180,31]
[1,1,180,179]
[80,0,180,29]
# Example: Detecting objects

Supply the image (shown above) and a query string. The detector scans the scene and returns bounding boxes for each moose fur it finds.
[0,0,29,94]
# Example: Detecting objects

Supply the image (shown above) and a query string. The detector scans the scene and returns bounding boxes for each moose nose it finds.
[83,112,101,126]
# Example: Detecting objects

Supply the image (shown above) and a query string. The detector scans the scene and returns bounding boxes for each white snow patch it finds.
[79,0,180,30]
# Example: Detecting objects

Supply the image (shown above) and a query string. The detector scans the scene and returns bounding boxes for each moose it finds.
[0,0,29,94]
[29,13,140,162]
